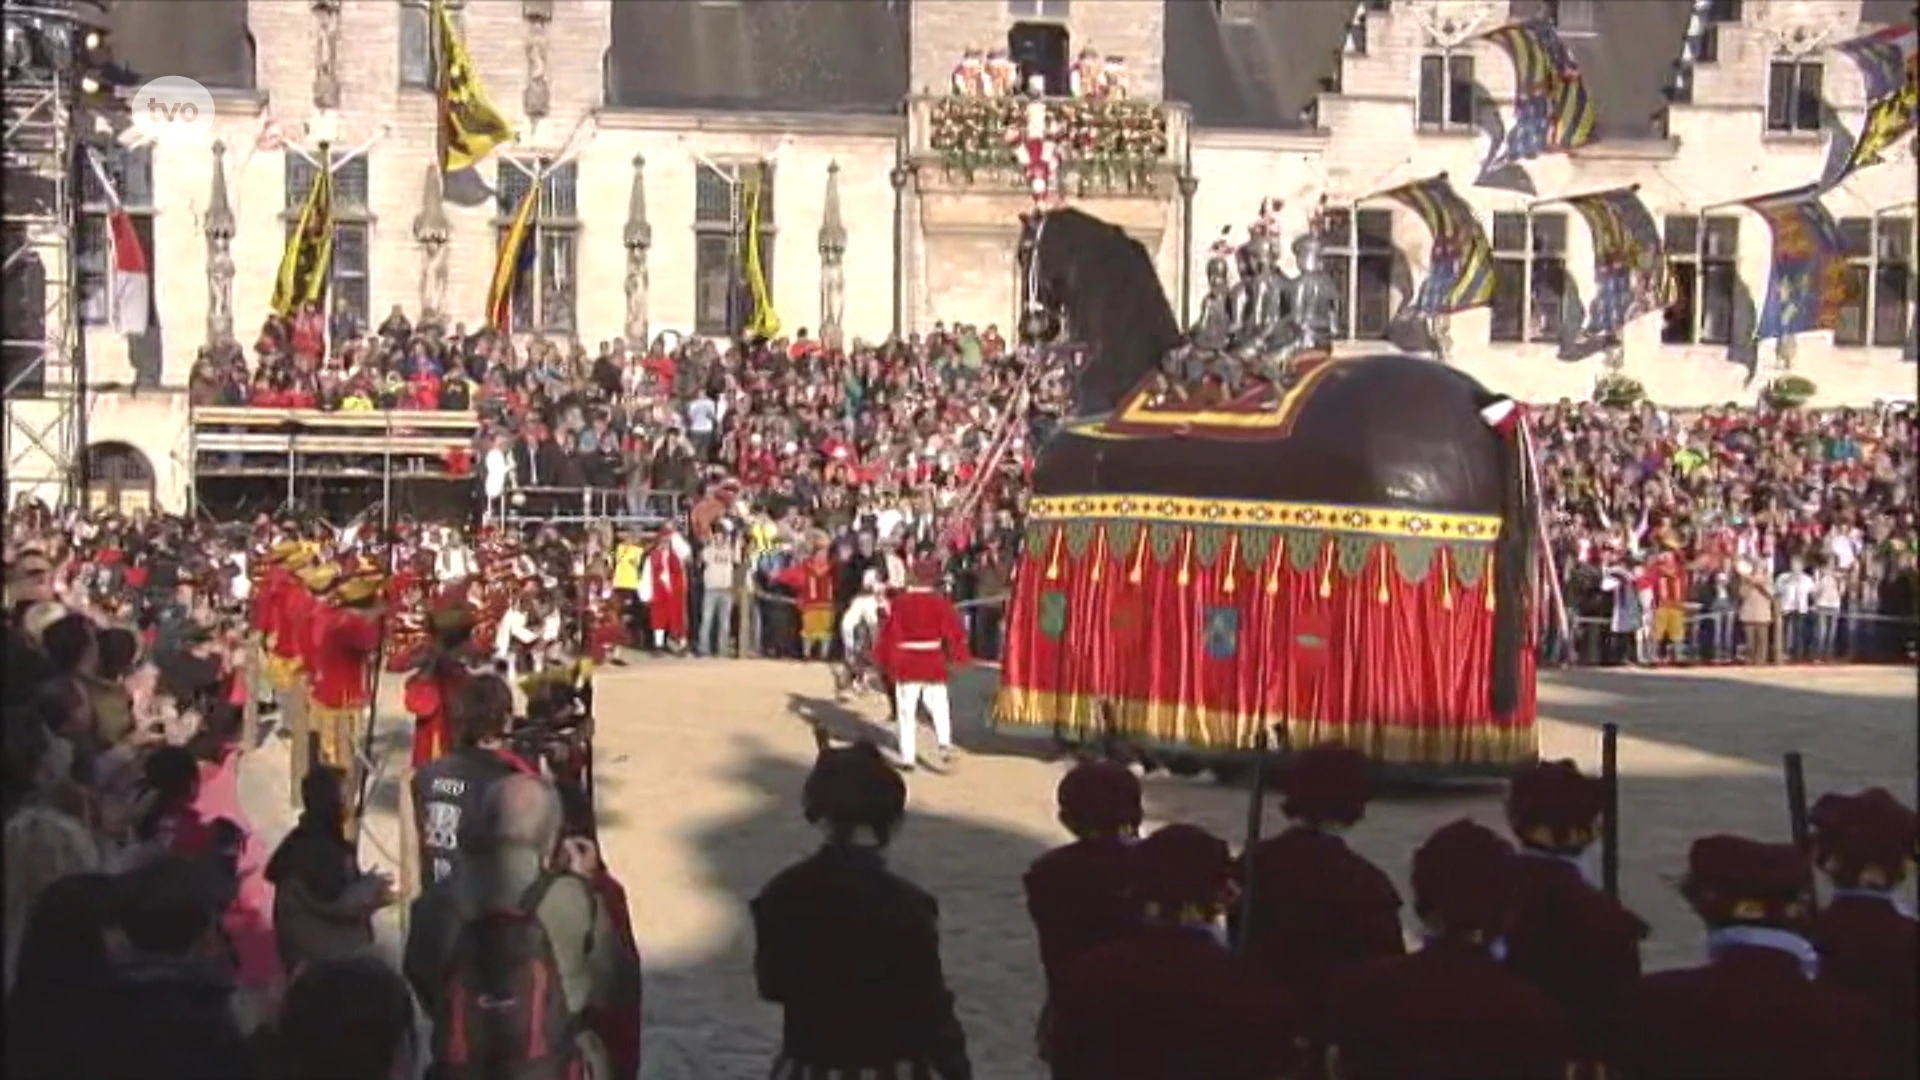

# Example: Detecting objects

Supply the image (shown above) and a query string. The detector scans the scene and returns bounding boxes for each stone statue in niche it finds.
[311,0,342,109]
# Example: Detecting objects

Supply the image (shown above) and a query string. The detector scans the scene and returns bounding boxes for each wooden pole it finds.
[1784,751,1809,848]
[1233,727,1272,956]
[1600,722,1621,899]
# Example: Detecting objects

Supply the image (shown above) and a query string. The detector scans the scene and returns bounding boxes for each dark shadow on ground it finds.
[629,741,1058,1078]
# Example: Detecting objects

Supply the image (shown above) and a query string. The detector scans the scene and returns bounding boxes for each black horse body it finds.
[1016,208,1536,722]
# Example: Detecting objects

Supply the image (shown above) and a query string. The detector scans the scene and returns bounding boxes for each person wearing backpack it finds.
[404,772,642,1080]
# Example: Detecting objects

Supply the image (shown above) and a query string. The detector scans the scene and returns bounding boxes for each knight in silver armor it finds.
[1280,229,1341,358]
[1186,231,1236,352]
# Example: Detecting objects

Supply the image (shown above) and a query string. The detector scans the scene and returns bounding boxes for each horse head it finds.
[1016,207,1182,418]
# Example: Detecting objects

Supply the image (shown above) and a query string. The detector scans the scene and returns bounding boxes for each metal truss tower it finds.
[2,2,93,508]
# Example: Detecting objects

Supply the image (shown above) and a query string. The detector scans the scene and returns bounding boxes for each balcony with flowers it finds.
[906,59,1185,198]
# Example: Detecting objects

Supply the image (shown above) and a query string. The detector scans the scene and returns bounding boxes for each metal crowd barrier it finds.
[493,487,684,529]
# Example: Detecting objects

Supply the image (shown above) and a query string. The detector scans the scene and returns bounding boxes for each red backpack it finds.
[435,874,585,1080]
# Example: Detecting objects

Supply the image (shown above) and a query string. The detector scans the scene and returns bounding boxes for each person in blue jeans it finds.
[697,525,742,657]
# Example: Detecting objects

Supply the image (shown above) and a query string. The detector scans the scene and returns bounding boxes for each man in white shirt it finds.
[685,392,718,460]
[1810,559,1846,662]
[482,434,511,525]
[1774,557,1815,661]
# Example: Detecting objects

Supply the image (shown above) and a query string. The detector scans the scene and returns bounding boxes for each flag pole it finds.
[1526,182,1640,212]
[319,138,334,359]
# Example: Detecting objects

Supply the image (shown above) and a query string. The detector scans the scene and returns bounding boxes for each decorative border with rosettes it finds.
[1025,493,1503,543]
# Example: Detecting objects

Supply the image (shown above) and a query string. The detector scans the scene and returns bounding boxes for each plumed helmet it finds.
[1680,834,1814,928]
[803,741,908,832]
[1808,788,1916,887]
[1056,760,1143,832]
[1279,743,1373,825]
[1505,759,1605,852]
[1411,819,1518,935]
[1132,823,1234,909]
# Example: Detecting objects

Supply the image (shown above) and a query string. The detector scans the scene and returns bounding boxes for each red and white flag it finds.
[84,148,150,336]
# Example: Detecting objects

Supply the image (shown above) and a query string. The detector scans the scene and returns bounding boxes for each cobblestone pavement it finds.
[238,660,1918,1080]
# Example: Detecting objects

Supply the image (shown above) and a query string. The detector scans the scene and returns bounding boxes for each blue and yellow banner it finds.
[487,180,539,331]
[1481,19,1599,172]
[1378,175,1496,316]
[1820,24,1917,189]
[1563,185,1669,334]
[1743,185,1850,341]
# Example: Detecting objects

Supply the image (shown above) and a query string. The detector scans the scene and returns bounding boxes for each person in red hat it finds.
[1023,760,1145,1061]
[1501,759,1648,1074]
[1808,788,1916,1080]
[1048,823,1300,1080]
[309,565,388,844]
[1624,834,1884,1079]
[1326,819,1575,1080]
[874,557,970,771]
[1236,742,1403,1058]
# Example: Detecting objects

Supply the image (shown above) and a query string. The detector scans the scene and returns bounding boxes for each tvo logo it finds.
[129,76,215,147]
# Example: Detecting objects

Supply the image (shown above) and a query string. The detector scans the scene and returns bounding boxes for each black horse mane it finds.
[1025,208,1183,417]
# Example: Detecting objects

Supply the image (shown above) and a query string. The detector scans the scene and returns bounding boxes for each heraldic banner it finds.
[992,494,1540,770]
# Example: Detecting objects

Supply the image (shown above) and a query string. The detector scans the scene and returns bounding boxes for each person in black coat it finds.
[751,741,972,1079]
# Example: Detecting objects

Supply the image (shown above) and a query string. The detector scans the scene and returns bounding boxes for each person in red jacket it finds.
[874,558,970,771]
[403,590,478,769]
[309,566,386,843]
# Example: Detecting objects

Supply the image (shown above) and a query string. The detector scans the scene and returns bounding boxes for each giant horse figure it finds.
[991,207,1542,776]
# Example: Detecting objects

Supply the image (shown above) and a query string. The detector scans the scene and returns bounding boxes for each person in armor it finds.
[1807,788,1916,1080]
[1325,819,1575,1080]
[1281,228,1341,359]
[1500,760,1648,1076]
[1047,822,1300,1080]
[750,741,973,1079]
[1624,834,1885,1079]
[1234,744,1403,1064]
[1185,230,1237,354]
[1023,761,1145,1061]
[407,673,536,892]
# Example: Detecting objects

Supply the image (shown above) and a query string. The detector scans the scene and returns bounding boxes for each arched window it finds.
[82,442,156,514]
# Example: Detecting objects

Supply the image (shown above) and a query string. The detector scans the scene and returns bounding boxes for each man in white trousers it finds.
[874,558,972,771]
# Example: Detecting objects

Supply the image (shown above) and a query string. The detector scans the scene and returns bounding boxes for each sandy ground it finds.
[237,660,1918,1080]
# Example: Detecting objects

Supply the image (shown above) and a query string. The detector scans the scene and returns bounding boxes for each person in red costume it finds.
[277,557,332,805]
[775,532,839,661]
[309,564,387,844]
[403,588,479,769]
[875,557,970,771]
[638,522,690,653]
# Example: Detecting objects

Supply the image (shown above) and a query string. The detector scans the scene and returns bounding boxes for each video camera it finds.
[510,661,598,838]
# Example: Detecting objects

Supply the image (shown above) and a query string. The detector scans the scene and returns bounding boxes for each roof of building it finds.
[1164,0,1354,130]
[110,0,255,91]
[1506,0,1696,141]
[605,0,907,114]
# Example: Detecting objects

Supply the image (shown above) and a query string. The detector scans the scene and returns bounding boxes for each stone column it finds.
[522,0,553,122]
[203,140,237,349]
[311,0,342,110]
[412,165,452,325]
[623,154,653,348]
[818,161,848,351]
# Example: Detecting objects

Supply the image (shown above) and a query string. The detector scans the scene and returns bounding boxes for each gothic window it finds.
[1661,215,1740,346]
[1490,212,1568,344]
[1320,208,1396,341]
[495,160,580,333]
[1767,60,1823,133]
[1834,215,1915,349]
[693,161,775,337]
[285,152,373,336]
[75,145,155,346]
[1418,53,1476,129]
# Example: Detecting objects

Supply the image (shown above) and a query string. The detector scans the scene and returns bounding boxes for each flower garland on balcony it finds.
[930,95,1169,193]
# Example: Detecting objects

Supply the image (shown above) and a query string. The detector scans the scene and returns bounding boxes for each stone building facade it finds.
[12,0,1916,511]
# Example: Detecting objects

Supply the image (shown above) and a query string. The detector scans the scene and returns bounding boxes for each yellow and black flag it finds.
[434,0,514,176]
[487,180,540,332]
[270,166,333,317]
[742,168,781,340]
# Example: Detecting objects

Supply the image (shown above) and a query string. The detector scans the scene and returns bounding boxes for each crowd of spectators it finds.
[1,509,642,1080]
[184,302,1916,666]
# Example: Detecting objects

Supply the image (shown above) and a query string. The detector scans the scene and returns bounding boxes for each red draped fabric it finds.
[995,519,1536,769]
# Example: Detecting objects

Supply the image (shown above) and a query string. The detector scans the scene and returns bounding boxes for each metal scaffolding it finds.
[2,5,88,507]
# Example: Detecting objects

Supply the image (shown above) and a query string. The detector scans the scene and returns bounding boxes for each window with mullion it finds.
[1317,208,1394,341]
[1490,212,1567,343]
[1835,215,1916,348]
[76,146,155,332]
[1418,53,1476,129]
[493,160,579,332]
[1660,215,1739,345]
[691,162,776,336]
[1766,60,1823,133]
